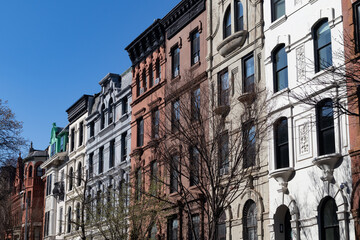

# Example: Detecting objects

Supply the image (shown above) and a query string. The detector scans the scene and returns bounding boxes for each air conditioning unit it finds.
[155,78,160,85]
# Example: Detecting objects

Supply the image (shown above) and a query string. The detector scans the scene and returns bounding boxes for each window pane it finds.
[273,0,285,21]
[224,8,231,38]
[236,1,244,31]
[276,68,288,91]
[244,56,255,93]
[317,23,331,48]
[318,45,332,70]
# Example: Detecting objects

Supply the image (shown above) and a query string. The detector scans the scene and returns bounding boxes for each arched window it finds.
[274,205,292,240]
[224,7,231,39]
[69,167,73,191]
[314,19,332,72]
[77,162,82,187]
[108,98,113,124]
[319,197,339,239]
[36,165,43,177]
[67,206,72,233]
[217,211,226,240]
[274,117,289,169]
[243,200,257,240]
[28,165,33,178]
[235,1,244,32]
[76,203,80,230]
[273,44,288,92]
[101,104,105,130]
[317,99,335,155]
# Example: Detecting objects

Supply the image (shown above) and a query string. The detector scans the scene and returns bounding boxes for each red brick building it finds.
[126,0,208,238]
[8,144,47,240]
[342,0,360,238]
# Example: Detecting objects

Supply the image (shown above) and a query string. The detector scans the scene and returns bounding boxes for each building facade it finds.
[41,123,69,240]
[9,145,47,240]
[342,0,360,238]
[85,69,132,239]
[264,0,355,239]
[207,0,268,239]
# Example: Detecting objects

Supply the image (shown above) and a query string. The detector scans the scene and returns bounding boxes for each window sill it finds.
[269,15,287,30]
[312,66,335,80]
[270,87,290,100]
[120,113,129,122]
[190,61,201,71]
[171,75,181,84]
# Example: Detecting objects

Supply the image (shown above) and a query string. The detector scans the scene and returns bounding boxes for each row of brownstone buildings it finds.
[4,0,360,239]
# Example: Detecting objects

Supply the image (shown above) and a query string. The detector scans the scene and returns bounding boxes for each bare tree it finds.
[0,99,26,166]
[133,72,270,240]
[290,32,359,119]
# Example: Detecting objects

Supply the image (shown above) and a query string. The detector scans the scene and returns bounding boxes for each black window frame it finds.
[172,45,180,78]
[243,121,256,168]
[90,121,95,138]
[313,19,332,73]
[272,44,288,92]
[243,200,258,240]
[191,87,201,121]
[69,167,73,191]
[317,99,335,156]
[122,96,128,115]
[353,2,360,53]
[108,98,113,124]
[121,132,127,161]
[191,30,200,66]
[77,162,82,187]
[71,128,75,152]
[218,69,229,106]
[170,155,179,194]
[100,104,106,130]
[152,107,160,138]
[243,54,255,93]
[219,132,229,175]
[167,216,179,240]
[67,206,72,233]
[88,153,94,177]
[79,122,84,146]
[235,0,244,32]
[98,146,104,174]
[109,139,115,168]
[172,99,180,132]
[319,197,339,240]
[137,118,144,147]
[188,214,200,240]
[223,7,231,39]
[274,117,289,169]
[271,0,285,22]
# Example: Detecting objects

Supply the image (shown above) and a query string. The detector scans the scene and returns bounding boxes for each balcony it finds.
[217,30,248,57]
[313,153,342,182]
[269,167,295,194]
[41,151,67,169]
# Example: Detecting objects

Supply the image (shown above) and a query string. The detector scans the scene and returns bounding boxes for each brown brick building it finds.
[342,0,360,238]
[126,0,208,238]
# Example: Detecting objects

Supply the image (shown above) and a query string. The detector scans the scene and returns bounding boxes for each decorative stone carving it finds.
[296,45,306,81]
[269,167,295,194]
[299,123,309,155]
[217,30,248,57]
[313,153,342,182]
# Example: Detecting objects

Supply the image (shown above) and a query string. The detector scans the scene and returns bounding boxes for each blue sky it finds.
[0,0,179,151]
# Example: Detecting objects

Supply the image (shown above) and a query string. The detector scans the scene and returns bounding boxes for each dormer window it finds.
[224,7,231,39]
[108,98,113,124]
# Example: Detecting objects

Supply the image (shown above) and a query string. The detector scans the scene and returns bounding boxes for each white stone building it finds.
[263,0,355,239]
[84,68,132,238]
[64,95,92,240]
